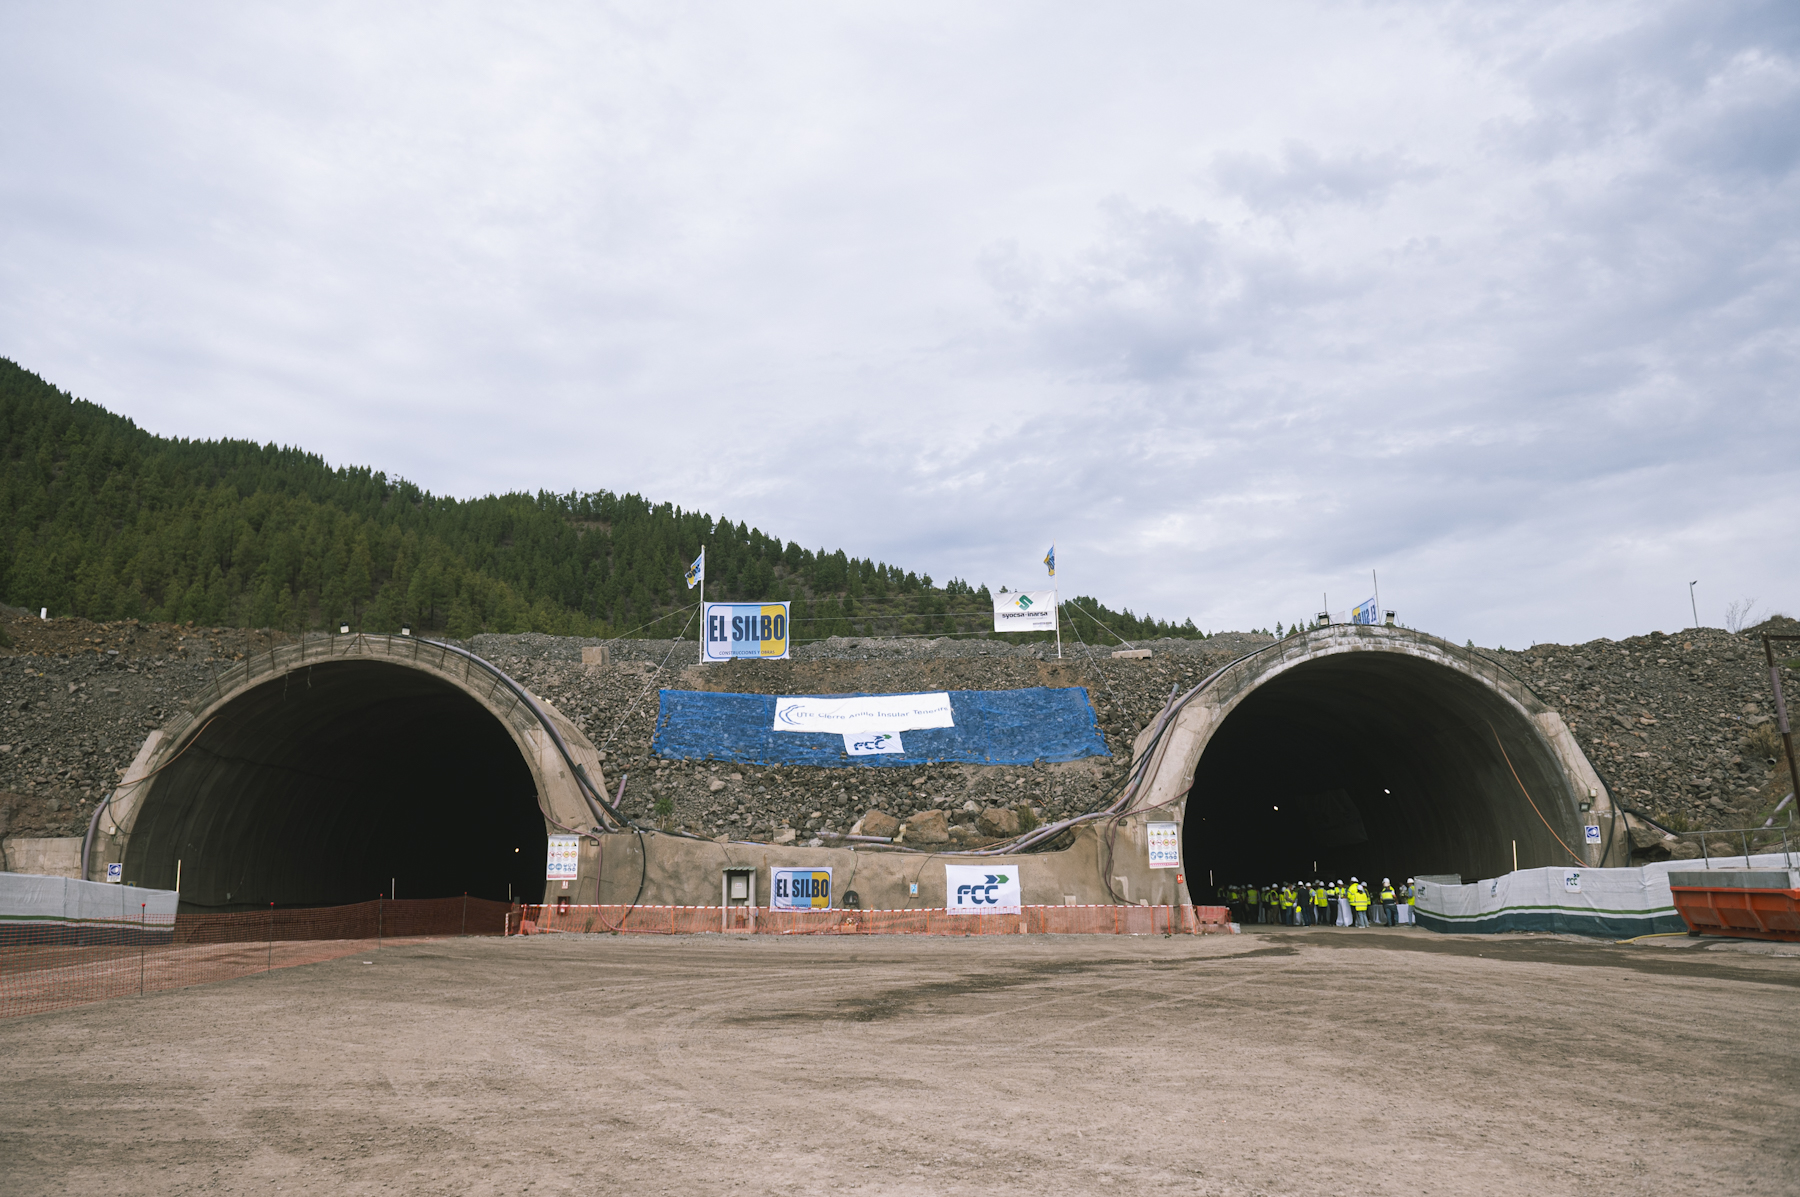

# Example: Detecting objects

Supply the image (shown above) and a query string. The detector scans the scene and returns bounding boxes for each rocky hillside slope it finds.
[2,611,1793,862]
[1486,619,1798,834]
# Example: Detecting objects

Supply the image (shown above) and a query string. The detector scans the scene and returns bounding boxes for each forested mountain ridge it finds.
[0,359,1202,643]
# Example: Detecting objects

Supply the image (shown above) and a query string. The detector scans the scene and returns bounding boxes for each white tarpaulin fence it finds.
[0,872,180,937]
[1414,851,1798,938]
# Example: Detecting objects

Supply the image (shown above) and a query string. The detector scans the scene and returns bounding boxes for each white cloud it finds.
[0,1,1794,645]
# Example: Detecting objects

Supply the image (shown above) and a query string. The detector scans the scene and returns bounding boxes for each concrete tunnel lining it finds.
[117,657,560,910]
[95,625,1612,915]
[1182,648,1590,889]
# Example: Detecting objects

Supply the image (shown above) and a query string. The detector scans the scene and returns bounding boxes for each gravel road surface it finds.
[2,928,1794,1196]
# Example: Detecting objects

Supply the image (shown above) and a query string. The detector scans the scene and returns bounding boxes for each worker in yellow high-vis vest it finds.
[1380,879,1398,927]
[1311,880,1328,926]
[1347,877,1371,928]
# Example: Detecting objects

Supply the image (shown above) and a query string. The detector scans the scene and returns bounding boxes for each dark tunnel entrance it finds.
[1182,651,1579,904]
[122,661,549,911]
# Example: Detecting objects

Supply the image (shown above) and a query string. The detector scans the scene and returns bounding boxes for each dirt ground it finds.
[1,926,1795,1196]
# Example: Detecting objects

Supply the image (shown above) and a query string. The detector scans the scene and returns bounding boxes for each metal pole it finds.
[267,903,274,973]
[139,903,146,995]
[1689,581,1699,629]
[1763,635,1800,825]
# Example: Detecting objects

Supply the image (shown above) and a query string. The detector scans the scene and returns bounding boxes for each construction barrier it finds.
[514,902,1235,937]
[1,896,511,1020]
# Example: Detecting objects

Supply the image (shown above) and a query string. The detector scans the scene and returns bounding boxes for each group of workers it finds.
[1220,878,1415,928]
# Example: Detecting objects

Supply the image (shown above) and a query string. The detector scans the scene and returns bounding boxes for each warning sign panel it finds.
[546,835,581,882]
[1147,822,1180,869]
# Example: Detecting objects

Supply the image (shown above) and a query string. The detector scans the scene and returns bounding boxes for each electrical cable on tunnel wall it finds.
[1488,721,1586,866]
[80,716,218,883]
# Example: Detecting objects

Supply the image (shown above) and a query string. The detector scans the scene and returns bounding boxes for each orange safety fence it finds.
[516,902,1235,937]
[1,896,511,1020]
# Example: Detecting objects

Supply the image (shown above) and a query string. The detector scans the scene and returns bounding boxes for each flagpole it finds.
[699,550,705,665]
[1373,569,1380,625]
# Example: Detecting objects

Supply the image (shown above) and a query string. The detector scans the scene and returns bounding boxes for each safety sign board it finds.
[773,692,954,734]
[945,864,1021,914]
[703,602,790,661]
[1584,825,1602,844]
[105,862,123,883]
[1146,822,1180,869]
[844,731,904,755]
[770,866,832,910]
[546,835,581,882]
[992,590,1058,633]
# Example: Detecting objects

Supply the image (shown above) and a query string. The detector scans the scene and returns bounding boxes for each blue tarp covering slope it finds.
[650,687,1110,767]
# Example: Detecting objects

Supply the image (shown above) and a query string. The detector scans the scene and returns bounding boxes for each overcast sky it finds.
[3,2,1795,647]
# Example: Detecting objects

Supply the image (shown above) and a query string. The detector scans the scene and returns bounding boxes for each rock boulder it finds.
[858,809,901,839]
[902,809,950,844]
[977,807,1020,837]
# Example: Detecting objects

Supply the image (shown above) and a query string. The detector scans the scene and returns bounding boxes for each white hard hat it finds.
[1384,877,1390,884]
[1350,876,1358,882]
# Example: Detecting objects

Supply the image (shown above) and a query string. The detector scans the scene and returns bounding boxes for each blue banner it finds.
[651,686,1110,767]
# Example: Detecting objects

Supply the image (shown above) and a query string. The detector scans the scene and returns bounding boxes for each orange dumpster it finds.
[1668,870,1800,942]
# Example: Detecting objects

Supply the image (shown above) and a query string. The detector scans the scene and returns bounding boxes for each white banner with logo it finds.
[993,590,1058,632]
[844,731,905,755]
[546,834,581,881]
[945,864,1022,914]
[770,866,833,910]
[772,692,954,734]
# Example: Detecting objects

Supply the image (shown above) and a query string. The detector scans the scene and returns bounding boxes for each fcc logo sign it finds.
[945,864,1021,914]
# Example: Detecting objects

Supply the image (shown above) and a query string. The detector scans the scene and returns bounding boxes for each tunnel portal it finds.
[109,642,601,910]
[1171,629,1609,903]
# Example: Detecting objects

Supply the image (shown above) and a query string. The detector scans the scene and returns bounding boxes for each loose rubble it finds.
[2,609,1794,865]
[1486,617,1799,844]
